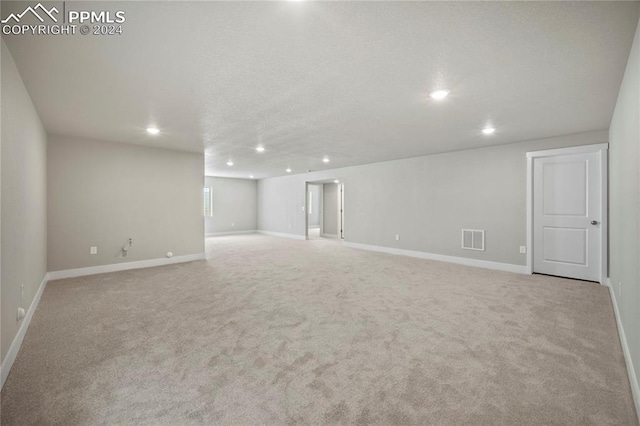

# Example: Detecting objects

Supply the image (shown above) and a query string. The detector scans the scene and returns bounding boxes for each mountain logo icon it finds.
[1,3,59,24]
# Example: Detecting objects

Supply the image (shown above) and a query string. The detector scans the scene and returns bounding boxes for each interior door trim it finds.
[526,143,609,284]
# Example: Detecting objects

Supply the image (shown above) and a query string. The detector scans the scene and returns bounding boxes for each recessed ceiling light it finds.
[226,160,234,166]
[146,127,160,135]
[286,168,292,173]
[429,90,450,100]
[256,146,265,153]
[482,127,496,135]
[322,157,330,163]
[334,180,340,183]
[249,175,254,179]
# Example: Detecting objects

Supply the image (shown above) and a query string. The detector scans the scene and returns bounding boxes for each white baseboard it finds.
[257,230,306,240]
[606,279,640,421]
[321,233,338,238]
[47,253,206,280]
[342,241,527,274]
[1,273,48,389]
[206,230,256,237]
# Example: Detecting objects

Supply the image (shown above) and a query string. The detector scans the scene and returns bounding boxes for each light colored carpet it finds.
[1,234,637,425]
[308,227,321,239]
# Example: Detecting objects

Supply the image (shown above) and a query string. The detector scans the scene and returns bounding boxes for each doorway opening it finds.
[307,183,323,240]
[305,180,343,241]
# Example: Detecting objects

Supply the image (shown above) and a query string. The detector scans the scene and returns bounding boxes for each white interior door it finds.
[532,151,602,281]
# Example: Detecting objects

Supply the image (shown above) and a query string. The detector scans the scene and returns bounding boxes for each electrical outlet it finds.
[520,246,526,254]
[395,234,400,241]
[90,246,98,255]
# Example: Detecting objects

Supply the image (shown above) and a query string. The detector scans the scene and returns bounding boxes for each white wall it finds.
[204,176,257,235]
[1,41,48,363]
[47,136,204,272]
[258,130,607,267]
[609,16,640,406]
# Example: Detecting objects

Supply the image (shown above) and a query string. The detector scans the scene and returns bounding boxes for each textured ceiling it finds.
[3,1,639,178]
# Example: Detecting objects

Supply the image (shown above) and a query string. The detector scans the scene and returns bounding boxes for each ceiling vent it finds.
[462,229,485,251]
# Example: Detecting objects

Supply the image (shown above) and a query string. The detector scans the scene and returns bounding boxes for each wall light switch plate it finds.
[90,246,98,255]
[395,234,400,241]
[520,246,526,254]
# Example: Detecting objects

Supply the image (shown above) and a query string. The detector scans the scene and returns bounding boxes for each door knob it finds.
[591,220,599,225]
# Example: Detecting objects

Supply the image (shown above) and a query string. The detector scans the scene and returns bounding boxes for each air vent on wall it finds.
[462,229,485,251]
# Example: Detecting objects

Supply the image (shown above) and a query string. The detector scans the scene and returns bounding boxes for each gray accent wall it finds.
[258,130,607,266]
[1,42,48,363]
[47,136,204,272]
[609,17,640,396]
[204,176,257,235]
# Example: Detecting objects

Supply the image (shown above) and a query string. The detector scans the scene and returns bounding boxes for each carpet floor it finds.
[1,234,637,425]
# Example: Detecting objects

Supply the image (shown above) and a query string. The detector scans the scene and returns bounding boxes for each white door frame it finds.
[526,143,608,284]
